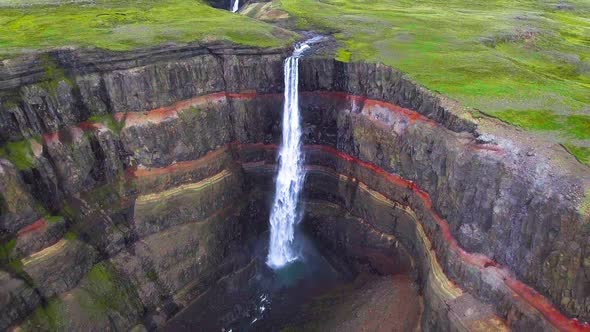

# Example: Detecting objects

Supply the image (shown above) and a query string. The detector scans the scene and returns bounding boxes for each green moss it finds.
[563,144,590,167]
[1,93,22,109]
[178,107,202,124]
[0,139,34,170]
[21,297,66,331]
[59,202,78,220]
[79,262,141,319]
[336,49,351,63]
[145,269,158,282]
[0,0,296,59]
[44,215,64,223]
[0,238,30,284]
[469,110,484,119]
[63,231,78,241]
[39,54,73,95]
[489,110,590,165]
[0,193,6,215]
[491,109,562,131]
[88,114,126,135]
[565,115,590,140]
[0,239,16,264]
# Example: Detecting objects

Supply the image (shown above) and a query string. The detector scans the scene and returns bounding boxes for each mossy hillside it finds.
[0,238,32,285]
[0,0,296,59]
[492,110,590,165]
[0,139,35,170]
[77,262,142,322]
[0,114,124,171]
[21,297,66,331]
[564,144,590,166]
[20,262,142,330]
[279,0,590,165]
[492,110,590,139]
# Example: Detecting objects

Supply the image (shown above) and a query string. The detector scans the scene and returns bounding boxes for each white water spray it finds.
[267,37,322,269]
[230,0,239,12]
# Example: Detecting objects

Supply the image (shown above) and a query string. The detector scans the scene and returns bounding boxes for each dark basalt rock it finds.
[0,43,588,331]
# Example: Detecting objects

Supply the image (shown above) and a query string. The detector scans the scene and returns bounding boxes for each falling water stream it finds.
[230,0,239,12]
[161,35,421,331]
[267,37,322,269]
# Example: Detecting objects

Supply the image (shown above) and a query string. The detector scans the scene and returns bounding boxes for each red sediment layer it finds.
[42,121,104,145]
[364,98,434,126]
[227,91,259,99]
[36,91,500,154]
[129,147,230,178]
[114,92,228,126]
[28,90,572,322]
[42,132,59,145]
[17,218,47,237]
[504,276,589,331]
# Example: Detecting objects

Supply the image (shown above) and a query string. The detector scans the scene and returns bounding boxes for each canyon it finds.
[0,40,589,331]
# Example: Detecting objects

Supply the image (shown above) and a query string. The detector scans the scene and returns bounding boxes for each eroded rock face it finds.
[0,45,588,331]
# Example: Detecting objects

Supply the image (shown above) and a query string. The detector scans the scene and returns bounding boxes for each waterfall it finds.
[267,38,320,269]
[230,0,239,12]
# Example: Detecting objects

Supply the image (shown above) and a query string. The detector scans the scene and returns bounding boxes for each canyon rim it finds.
[0,1,589,331]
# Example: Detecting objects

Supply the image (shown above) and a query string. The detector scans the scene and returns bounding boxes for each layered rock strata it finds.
[0,46,588,331]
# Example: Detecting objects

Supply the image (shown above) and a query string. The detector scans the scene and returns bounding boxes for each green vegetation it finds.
[78,262,142,321]
[279,0,590,165]
[492,109,562,131]
[564,144,590,166]
[0,139,35,170]
[63,231,78,241]
[0,193,5,215]
[81,263,122,313]
[565,115,590,140]
[493,110,590,139]
[21,297,66,331]
[21,262,141,329]
[0,0,588,166]
[178,106,202,123]
[88,114,126,135]
[145,269,158,282]
[39,54,73,94]
[0,238,16,264]
[44,215,64,223]
[0,0,295,58]
[59,202,78,220]
[0,238,29,284]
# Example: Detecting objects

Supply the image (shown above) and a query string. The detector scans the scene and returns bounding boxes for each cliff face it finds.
[297,60,590,323]
[0,45,588,331]
[0,43,286,142]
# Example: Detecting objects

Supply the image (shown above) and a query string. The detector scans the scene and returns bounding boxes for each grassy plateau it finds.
[0,0,294,58]
[279,0,590,165]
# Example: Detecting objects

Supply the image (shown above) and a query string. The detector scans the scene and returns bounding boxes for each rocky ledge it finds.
[0,45,588,331]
